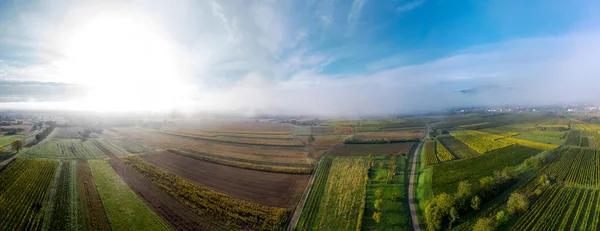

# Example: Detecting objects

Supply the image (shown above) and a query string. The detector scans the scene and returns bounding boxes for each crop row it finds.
[0,158,58,230]
[513,185,600,231]
[450,130,512,153]
[435,141,455,162]
[25,139,106,159]
[122,156,289,231]
[501,137,559,150]
[424,140,438,165]
[103,137,154,153]
[167,148,313,174]
[295,157,369,230]
[162,131,304,147]
[296,157,334,231]
[543,147,599,187]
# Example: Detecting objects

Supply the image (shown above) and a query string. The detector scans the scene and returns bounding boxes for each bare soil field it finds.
[77,160,111,231]
[309,135,347,150]
[141,151,310,207]
[331,142,415,156]
[106,156,215,231]
[115,129,312,165]
[354,130,425,140]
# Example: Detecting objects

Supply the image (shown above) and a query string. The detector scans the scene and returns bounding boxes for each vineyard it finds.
[103,137,154,153]
[432,145,538,195]
[437,135,479,158]
[541,147,599,187]
[500,137,559,150]
[512,185,600,230]
[424,140,438,165]
[565,130,582,146]
[435,141,455,162]
[0,158,58,230]
[450,130,512,153]
[296,157,369,231]
[48,161,78,230]
[25,139,106,159]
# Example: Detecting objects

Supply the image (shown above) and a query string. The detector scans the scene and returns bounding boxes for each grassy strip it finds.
[167,149,312,174]
[122,156,289,231]
[88,160,170,231]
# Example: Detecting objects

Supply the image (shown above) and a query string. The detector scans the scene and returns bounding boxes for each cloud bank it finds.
[0,0,599,116]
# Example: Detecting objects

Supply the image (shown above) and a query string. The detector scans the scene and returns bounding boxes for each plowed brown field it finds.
[77,160,110,231]
[141,151,310,207]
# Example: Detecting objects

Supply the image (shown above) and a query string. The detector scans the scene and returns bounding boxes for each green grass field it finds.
[25,139,106,159]
[88,160,170,231]
[362,155,410,231]
[432,145,540,195]
[0,135,24,147]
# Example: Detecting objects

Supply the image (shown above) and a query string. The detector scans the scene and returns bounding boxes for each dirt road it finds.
[409,139,424,231]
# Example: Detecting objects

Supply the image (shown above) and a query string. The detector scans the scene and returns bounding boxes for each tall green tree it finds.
[10,140,24,153]
[507,193,529,215]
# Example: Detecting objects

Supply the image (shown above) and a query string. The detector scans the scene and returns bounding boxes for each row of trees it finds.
[425,167,515,230]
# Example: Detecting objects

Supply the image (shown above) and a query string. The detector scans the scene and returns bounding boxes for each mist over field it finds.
[1,0,599,116]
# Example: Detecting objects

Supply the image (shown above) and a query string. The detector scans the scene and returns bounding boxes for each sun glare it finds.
[55,13,191,112]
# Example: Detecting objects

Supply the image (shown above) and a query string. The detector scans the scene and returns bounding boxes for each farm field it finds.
[331,142,415,156]
[24,139,106,159]
[124,156,289,230]
[102,136,155,153]
[296,157,369,231]
[77,160,111,231]
[512,185,600,231]
[0,158,58,230]
[140,151,310,207]
[110,130,312,165]
[0,135,24,147]
[450,130,513,153]
[353,130,425,140]
[47,161,78,231]
[52,127,83,139]
[435,140,455,162]
[166,119,296,133]
[540,147,598,187]
[500,137,560,150]
[161,131,304,147]
[88,160,170,231]
[93,138,128,156]
[106,157,213,230]
[437,135,479,158]
[424,140,438,165]
[432,145,540,195]
[361,154,411,231]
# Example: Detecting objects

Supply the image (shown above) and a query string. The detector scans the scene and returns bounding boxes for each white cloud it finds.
[347,0,366,33]
[397,0,425,13]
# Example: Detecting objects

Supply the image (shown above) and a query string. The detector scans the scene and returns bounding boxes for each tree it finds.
[435,193,455,215]
[472,218,495,231]
[374,199,383,211]
[495,210,509,225]
[307,135,315,144]
[10,140,24,153]
[449,207,460,230]
[425,202,443,231]
[373,211,381,224]
[455,181,472,209]
[479,176,497,198]
[471,196,481,211]
[507,193,529,215]
[538,174,550,187]
[376,189,383,199]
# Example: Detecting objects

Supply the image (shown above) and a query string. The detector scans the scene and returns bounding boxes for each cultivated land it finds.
[332,142,415,156]
[4,113,600,231]
[141,151,310,207]
[0,135,24,147]
[432,145,539,195]
[25,139,106,159]
[0,158,57,230]
[296,157,369,231]
[88,160,170,231]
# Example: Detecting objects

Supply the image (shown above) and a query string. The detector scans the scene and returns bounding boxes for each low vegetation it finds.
[450,130,513,154]
[25,139,106,159]
[297,157,369,231]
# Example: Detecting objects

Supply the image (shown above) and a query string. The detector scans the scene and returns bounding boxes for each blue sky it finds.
[0,0,599,115]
